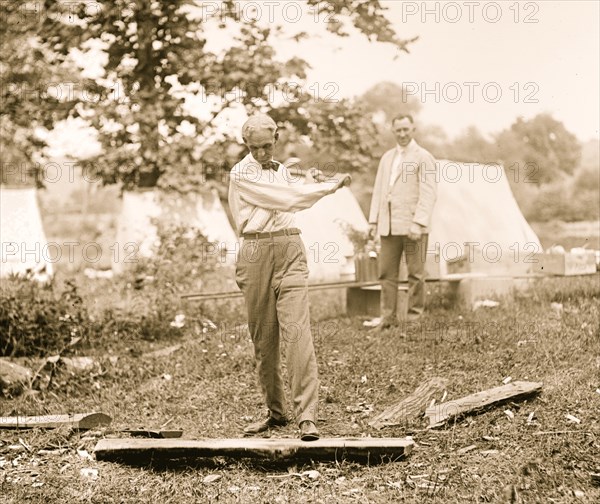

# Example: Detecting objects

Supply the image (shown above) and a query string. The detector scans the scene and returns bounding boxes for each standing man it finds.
[368,114,437,328]
[228,114,350,440]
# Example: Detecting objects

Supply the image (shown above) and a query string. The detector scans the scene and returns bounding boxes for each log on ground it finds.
[94,437,414,464]
[369,377,448,429]
[425,381,543,428]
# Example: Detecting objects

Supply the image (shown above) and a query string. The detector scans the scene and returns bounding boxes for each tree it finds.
[275,97,381,174]
[496,113,582,185]
[357,81,422,124]
[444,126,498,164]
[0,3,78,185]
[37,0,416,190]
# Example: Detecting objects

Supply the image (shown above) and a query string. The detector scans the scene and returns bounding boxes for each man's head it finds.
[391,114,415,148]
[242,114,279,165]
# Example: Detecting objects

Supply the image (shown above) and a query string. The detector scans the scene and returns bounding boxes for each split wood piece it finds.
[121,429,183,439]
[425,381,542,428]
[0,412,112,430]
[369,377,448,429]
[94,437,414,464]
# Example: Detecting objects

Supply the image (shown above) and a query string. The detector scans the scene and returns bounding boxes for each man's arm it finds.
[231,168,350,213]
[368,155,385,230]
[413,152,438,228]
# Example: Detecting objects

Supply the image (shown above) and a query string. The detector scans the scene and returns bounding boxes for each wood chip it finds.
[456,444,477,454]
[37,448,68,456]
[203,474,222,484]
[566,414,581,424]
[80,468,98,480]
[480,449,499,456]
[18,438,31,452]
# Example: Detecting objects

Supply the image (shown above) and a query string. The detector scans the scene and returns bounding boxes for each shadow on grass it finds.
[98,452,409,472]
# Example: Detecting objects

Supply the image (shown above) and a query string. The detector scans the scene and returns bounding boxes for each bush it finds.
[102,223,223,341]
[0,226,229,355]
[0,275,91,357]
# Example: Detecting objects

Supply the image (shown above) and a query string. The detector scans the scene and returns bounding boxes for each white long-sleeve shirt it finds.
[228,154,339,235]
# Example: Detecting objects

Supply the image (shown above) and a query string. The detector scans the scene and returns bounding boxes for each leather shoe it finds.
[299,420,319,441]
[243,415,288,435]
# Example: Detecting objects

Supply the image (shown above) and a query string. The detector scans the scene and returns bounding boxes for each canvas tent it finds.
[0,186,54,281]
[113,188,238,274]
[283,160,539,282]
[292,186,369,281]
[425,160,541,278]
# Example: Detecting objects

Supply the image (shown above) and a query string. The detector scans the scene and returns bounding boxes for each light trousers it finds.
[235,234,319,425]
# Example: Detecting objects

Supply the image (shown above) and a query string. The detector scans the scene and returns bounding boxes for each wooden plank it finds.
[181,281,382,301]
[369,377,448,429]
[0,412,112,430]
[94,437,414,463]
[425,381,543,428]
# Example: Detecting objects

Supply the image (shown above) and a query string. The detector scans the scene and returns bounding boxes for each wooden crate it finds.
[530,252,597,276]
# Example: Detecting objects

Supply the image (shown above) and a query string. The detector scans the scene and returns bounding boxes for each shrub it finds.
[103,223,223,341]
[0,274,91,357]
[0,226,229,355]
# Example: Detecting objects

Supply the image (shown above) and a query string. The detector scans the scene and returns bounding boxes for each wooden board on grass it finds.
[0,412,111,430]
[94,437,414,463]
[425,381,542,428]
[369,377,448,429]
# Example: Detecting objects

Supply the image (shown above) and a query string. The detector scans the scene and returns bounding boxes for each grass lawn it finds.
[1,275,599,503]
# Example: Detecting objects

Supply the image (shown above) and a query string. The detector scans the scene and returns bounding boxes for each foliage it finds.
[0,225,225,355]
[0,2,79,184]
[496,113,582,185]
[35,0,415,190]
[279,98,382,175]
[357,81,422,124]
[306,0,418,51]
[416,118,593,223]
[0,275,90,357]
[443,126,498,163]
[104,223,221,341]
[526,178,600,222]
[337,221,371,254]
